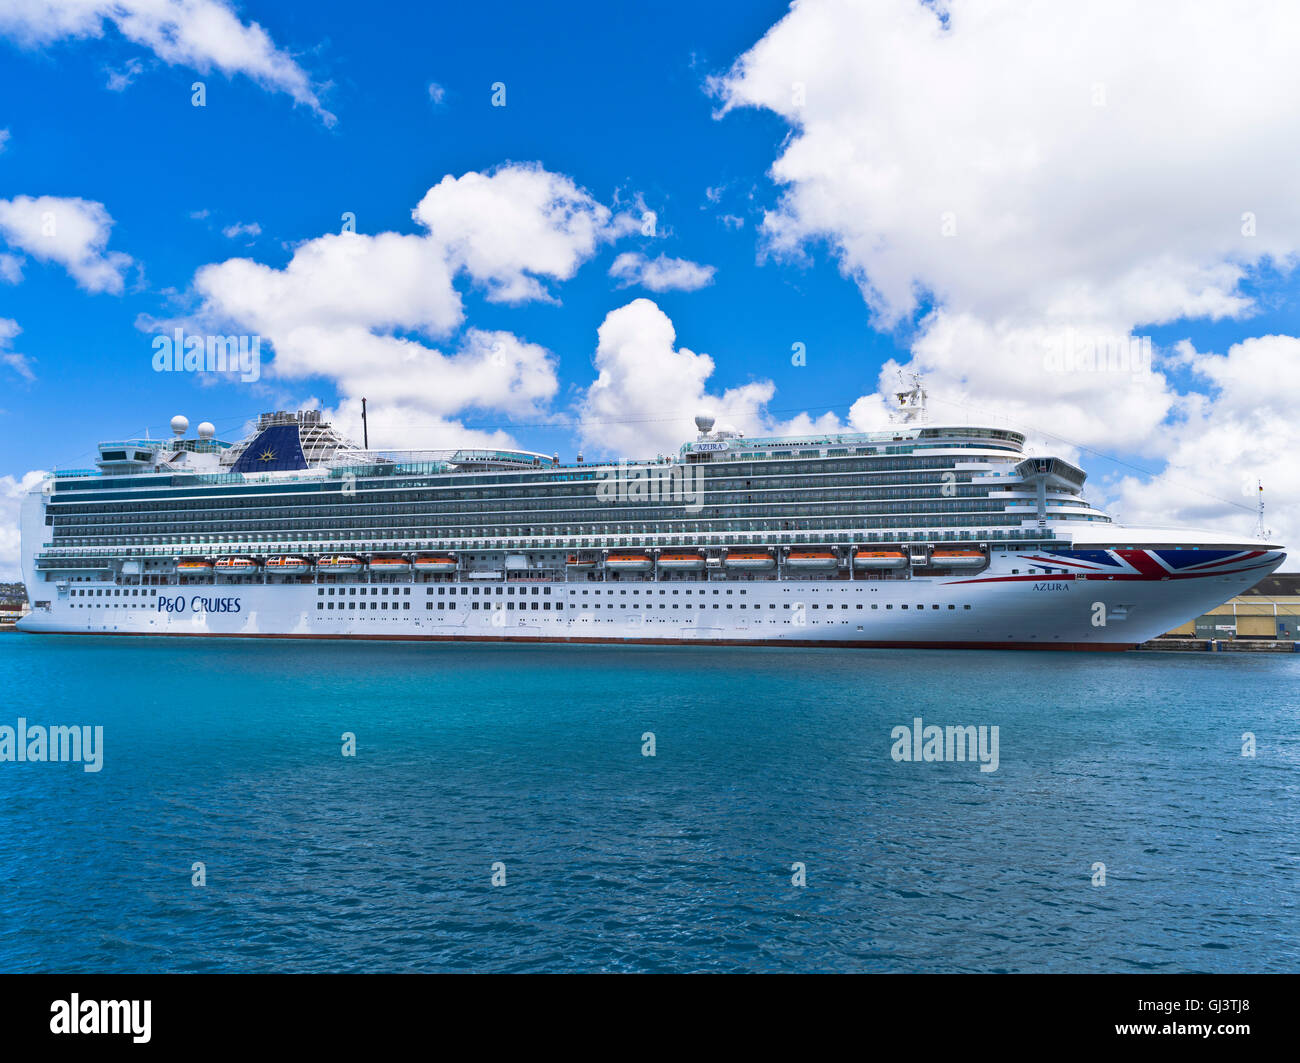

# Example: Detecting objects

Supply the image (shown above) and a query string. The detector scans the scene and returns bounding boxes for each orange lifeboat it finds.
[929,550,985,569]
[317,555,363,574]
[724,550,775,571]
[657,552,706,572]
[413,554,457,573]
[265,555,310,575]
[786,550,839,572]
[606,552,653,572]
[853,549,908,570]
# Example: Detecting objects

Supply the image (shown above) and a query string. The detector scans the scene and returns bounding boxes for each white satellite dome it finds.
[170,415,189,437]
[694,412,716,435]
[197,421,215,440]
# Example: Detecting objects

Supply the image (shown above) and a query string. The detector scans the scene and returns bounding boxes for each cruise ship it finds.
[16,381,1285,649]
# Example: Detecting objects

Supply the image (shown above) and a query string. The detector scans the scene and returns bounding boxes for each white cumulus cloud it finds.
[0,469,47,581]
[608,251,716,292]
[0,0,332,122]
[0,318,35,382]
[221,221,262,240]
[165,164,634,447]
[578,298,840,458]
[0,194,133,294]
[412,165,633,304]
[716,0,1300,555]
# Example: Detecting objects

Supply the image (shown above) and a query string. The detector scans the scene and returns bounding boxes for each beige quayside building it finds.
[1159,573,1300,640]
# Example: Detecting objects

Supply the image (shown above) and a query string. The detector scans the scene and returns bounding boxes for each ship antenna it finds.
[361,397,369,450]
[890,370,928,424]
[1255,480,1271,540]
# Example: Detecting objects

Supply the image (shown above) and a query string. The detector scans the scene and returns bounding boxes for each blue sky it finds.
[0,0,898,466]
[1,0,1299,574]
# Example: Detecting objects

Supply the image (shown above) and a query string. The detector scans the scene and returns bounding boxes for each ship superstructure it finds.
[17,391,1285,649]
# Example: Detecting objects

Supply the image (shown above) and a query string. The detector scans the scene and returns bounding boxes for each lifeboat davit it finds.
[606,552,653,572]
[369,557,411,574]
[657,552,706,572]
[265,555,309,575]
[724,551,775,571]
[317,555,363,574]
[853,549,908,570]
[214,556,256,574]
[786,550,839,572]
[413,554,457,573]
[929,550,986,569]
[177,559,213,575]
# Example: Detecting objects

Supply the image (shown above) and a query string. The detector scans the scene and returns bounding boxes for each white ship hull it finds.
[17,547,1283,650]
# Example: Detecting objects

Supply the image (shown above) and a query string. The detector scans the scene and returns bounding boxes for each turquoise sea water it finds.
[0,634,1295,973]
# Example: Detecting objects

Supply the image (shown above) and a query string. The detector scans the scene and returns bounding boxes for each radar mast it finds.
[890,371,928,424]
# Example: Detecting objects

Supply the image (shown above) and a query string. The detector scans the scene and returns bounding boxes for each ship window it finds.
[948,604,955,609]
[963,604,971,609]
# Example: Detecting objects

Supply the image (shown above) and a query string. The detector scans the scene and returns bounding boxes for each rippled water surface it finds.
[0,635,1296,972]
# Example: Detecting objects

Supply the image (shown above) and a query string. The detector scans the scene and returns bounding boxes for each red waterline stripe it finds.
[18,629,1137,651]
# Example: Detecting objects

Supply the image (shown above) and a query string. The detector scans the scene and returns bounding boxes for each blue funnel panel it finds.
[231,424,309,473]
